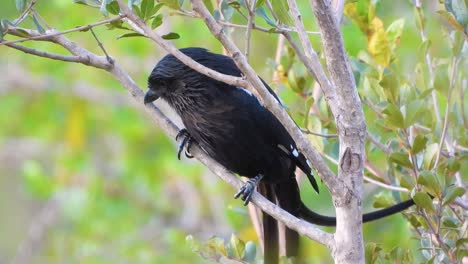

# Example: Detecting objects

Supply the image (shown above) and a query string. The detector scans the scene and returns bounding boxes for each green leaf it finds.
[411,135,428,154]
[442,216,459,228]
[408,214,422,228]
[437,10,465,32]
[255,0,266,9]
[162,32,180,39]
[446,0,468,28]
[271,0,292,25]
[159,0,181,10]
[372,193,394,208]
[442,186,465,206]
[151,3,164,16]
[365,242,383,264]
[380,72,400,104]
[423,143,439,170]
[106,1,120,15]
[73,0,91,6]
[31,14,45,34]
[451,30,464,56]
[116,32,146,39]
[16,0,27,12]
[106,20,130,30]
[243,241,256,262]
[418,88,434,100]
[220,0,234,21]
[382,103,405,129]
[456,238,468,248]
[141,0,153,20]
[386,18,405,48]
[417,171,441,196]
[132,4,142,18]
[228,1,241,9]
[256,7,276,26]
[413,192,435,213]
[228,234,245,259]
[151,14,163,29]
[404,100,424,127]
[203,0,214,13]
[206,237,228,257]
[389,152,413,168]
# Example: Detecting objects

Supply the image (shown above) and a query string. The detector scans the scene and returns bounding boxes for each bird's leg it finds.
[176,129,195,160]
[234,174,264,205]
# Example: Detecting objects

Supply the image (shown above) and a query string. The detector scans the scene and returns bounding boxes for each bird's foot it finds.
[234,174,264,205]
[176,129,195,160]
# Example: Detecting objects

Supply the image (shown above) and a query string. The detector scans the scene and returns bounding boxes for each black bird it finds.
[144,47,416,263]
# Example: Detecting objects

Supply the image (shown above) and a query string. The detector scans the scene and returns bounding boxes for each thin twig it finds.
[414,0,441,124]
[433,57,460,169]
[13,0,37,26]
[461,79,467,129]
[89,27,114,64]
[5,42,86,63]
[244,0,256,60]
[218,20,320,35]
[116,0,247,89]
[300,128,338,138]
[323,153,407,192]
[0,15,126,46]
[272,34,285,84]
[366,132,392,155]
[285,0,339,114]
[363,175,409,193]
[18,0,333,248]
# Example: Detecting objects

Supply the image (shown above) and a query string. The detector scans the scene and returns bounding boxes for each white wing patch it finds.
[292,148,299,157]
[306,159,311,167]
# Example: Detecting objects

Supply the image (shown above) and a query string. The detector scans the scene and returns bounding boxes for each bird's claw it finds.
[176,129,195,160]
[234,174,264,206]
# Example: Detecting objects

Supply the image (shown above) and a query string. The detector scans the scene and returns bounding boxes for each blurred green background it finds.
[0,0,464,263]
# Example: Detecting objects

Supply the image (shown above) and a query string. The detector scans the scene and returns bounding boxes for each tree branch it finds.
[0,15,125,46]
[285,0,338,115]
[189,0,344,197]
[309,0,367,262]
[3,21,334,249]
[115,0,247,89]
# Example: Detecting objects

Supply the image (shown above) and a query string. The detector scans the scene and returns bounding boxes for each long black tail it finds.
[275,180,302,258]
[259,183,279,264]
[299,197,416,226]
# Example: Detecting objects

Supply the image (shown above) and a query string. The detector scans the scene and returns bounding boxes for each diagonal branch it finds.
[1,15,126,46]
[115,0,247,89]
[188,0,344,196]
[285,0,337,115]
[3,24,334,249]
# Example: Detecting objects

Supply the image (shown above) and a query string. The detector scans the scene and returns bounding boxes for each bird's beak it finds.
[144,89,160,104]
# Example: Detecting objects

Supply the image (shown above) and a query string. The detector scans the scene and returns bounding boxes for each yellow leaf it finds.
[437,10,465,32]
[344,3,369,32]
[368,17,390,67]
[65,103,85,150]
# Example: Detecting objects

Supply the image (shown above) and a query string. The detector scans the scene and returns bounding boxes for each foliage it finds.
[0,0,466,263]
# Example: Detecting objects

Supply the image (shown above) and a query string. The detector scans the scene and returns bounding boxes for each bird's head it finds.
[145,54,189,105]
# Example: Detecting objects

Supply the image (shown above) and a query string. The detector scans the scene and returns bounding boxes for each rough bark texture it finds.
[310,0,367,263]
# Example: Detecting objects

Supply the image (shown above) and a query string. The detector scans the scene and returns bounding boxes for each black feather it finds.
[145,47,419,263]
